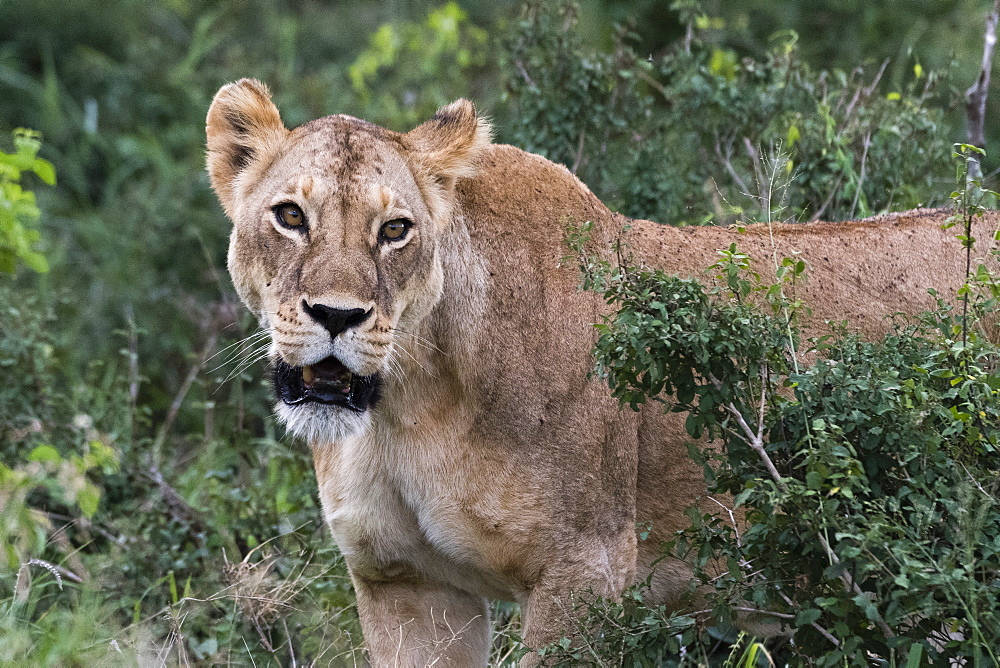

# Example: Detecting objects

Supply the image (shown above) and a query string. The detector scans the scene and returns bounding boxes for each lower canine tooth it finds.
[302,365,315,386]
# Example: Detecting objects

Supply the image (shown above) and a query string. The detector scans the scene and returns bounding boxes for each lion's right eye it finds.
[379,218,412,243]
[274,203,306,229]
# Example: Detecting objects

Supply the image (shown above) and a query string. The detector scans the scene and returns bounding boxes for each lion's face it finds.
[206,79,489,442]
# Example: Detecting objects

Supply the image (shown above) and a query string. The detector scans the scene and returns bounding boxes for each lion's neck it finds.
[381,211,488,410]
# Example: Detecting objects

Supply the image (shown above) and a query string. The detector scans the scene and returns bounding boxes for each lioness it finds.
[206,79,997,665]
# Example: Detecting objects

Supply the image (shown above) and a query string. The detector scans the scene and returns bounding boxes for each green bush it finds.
[577,153,1000,664]
[501,1,953,225]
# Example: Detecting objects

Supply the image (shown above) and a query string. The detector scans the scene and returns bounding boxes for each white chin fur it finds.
[274,400,372,444]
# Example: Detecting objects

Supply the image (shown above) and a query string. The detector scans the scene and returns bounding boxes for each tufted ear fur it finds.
[405,99,492,220]
[206,78,288,218]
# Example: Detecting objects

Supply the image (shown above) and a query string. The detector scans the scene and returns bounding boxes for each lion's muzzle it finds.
[273,357,381,412]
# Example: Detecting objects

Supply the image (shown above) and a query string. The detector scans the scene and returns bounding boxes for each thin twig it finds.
[862,58,891,98]
[849,131,871,219]
[817,533,894,639]
[777,591,839,647]
[570,127,586,174]
[514,60,536,90]
[151,332,218,464]
[714,135,751,195]
[707,372,786,490]
[125,304,140,409]
[732,606,794,620]
[145,466,207,541]
[282,618,298,668]
[809,174,845,222]
[636,68,669,102]
[708,369,896,641]
[743,137,768,218]
[41,510,126,546]
[706,496,741,543]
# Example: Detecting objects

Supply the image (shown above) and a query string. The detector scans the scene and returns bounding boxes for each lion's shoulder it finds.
[457,144,612,231]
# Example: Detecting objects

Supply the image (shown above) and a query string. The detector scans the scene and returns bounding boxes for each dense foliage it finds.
[1,0,998,664]
[503,1,953,225]
[572,155,1000,664]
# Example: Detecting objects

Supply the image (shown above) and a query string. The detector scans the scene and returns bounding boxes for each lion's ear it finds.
[206,78,288,218]
[405,99,492,193]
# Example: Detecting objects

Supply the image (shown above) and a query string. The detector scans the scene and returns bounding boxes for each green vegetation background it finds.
[1,0,998,664]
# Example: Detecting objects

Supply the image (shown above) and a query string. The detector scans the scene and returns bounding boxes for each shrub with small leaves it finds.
[578,154,1000,664]
[0,128,54,274]
[501,1,952,225]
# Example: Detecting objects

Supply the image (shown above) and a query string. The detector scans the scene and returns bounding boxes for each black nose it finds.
[302,301,371,338]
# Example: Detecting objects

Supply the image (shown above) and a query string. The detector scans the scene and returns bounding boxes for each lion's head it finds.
[206,79,491,442]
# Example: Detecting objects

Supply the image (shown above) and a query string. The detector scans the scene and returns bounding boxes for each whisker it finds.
[226,354,270,386]
[206,330,270,368]
[220,344,271,384]
[234,343,272,368]
[392,341,436,378]
[211,339,271,374]
[391,328,445,355]
[210,327,268,355]
[213,348,271,395]
[386,349,406,384]
[384,347,405,385]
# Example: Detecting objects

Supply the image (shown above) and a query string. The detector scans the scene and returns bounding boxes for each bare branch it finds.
[151,332,219,464]
[849,132,872,219]
[570,127,587,174]
[777,591,839,647]
[714,135,751,195]
[861,58,891,99]
[145,465,207,541]
[743,137,768,217]
[966,0,1000,178]
[706,371,786,490]
[755,363,768,443]
[514,60,536,90]
[707,496,741,543]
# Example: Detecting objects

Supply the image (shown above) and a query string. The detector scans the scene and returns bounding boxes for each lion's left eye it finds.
[274,203,306,229]
[380,219,412,243]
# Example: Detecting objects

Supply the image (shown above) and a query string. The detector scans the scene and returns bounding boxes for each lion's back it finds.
[456,144,618,245]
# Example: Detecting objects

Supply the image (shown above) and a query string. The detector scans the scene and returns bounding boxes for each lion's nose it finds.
[302,301,372,338]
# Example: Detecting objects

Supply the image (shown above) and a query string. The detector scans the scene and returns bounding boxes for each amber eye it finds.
[274,203,306,229]
[380,219,412,242]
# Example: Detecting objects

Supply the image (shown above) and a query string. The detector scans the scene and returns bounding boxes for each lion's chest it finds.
[311,430,526,601]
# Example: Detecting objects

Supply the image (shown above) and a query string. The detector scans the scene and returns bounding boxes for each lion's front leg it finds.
[517,532,637,667]
[353,575,491,667]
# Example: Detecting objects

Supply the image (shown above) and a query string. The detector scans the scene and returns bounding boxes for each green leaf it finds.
[28,444,61,463]
[32,158,56,185]
[78,483,100,518]
[906,643,923,668]
[795,608,821,626]
[20,250,49,273]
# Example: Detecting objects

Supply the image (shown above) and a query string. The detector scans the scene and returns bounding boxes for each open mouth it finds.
[273,356,381,412]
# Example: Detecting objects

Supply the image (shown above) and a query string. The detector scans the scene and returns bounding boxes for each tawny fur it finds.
[206,79,999,666]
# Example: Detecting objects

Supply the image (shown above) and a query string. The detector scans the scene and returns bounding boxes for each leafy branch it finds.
[0,129,55,274]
